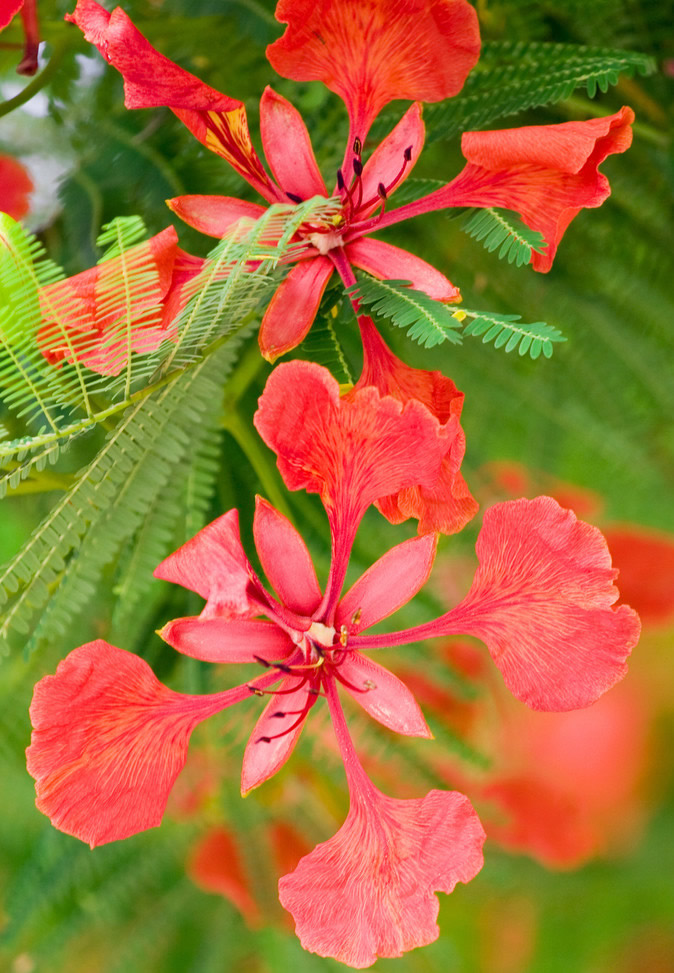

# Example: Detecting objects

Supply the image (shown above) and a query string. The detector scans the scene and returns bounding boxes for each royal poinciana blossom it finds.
[28,362,639,965]
[66,0,634,361]
[37,226,204,375]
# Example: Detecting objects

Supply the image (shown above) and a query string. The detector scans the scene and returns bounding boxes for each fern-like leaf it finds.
[460,309,566,359]
[463,208,548,266]
[423,41,655,142]
[346,277,463,349]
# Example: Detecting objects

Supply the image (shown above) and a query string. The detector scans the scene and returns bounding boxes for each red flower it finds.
[37,227,204,375]
[0,154,33,219]
[66,1,633,361]
[27,361,639,963]
[0,0,39,75]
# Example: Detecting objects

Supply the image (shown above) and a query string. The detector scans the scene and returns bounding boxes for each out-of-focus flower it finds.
[0,0,39,74]
[37,227,204,375]
[66,0,633,361]
[0,153,33,219]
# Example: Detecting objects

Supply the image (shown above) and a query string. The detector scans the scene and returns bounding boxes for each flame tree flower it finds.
[27,362,639,965]
[0,153,33,219]
[65,0,634,361]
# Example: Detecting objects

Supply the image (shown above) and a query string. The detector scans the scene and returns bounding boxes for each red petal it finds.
[253,497,322,615]
[357,320,478,534]
[279,785,485,966]
[346,237,459,302]
[440,497,641,710]
[153,509,263,619]
[187,827,261,924]
[167,195,267,238]
[37,226,180,376]
[267,0,480,144]
[336,533,437,633]
[260,86,327,199]
[336,653,432,737]
[241,679,314,794]
[66,0,277,200]
[258,257,333,362]
[26,642,226,847]
[254,360,448,533]
[0,1,23,30]
[0,154,33,219]
[603,525,674,625]
[450,107,635,271]
[159,616,293,663]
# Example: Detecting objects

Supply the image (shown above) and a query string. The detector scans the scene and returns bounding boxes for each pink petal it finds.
[279,785,485,966]
[241,678,315,794]
[26,641,229,847]
[66,0,277,201]
[260,86,328,199]
[159,616,294,663]
[0,154,33,220]
[336,653,432,738]
[267,0,480,145]
[336,533,437,633]
[357,103,425,215]
[437,497,641,710]
[254,361,448,532]
[167,195,267,238]
[357,319,478,534]
[258,257,333,362]
[253,497,322,615]
[346,237,459,302]
[153,509,264,619]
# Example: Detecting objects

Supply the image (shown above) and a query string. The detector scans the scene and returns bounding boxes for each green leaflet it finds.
[462,208,548,267]
[422,41,655,142]
[0,340,241,658]
[460,310,566,359]
[346,277,464,350]
[347,276,565,359]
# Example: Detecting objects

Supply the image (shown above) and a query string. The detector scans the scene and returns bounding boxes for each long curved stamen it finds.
[256,691,319,743]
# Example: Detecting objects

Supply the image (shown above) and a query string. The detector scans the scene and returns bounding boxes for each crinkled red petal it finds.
[26,641,229,847]
[268,0,480,143]
[439,497,641,710]
[279,785,485,966]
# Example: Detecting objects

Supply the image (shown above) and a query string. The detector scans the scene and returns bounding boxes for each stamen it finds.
[337,169,346,192]
[247,685,266,696]
[255,692,319,742]
[339,625,348,648]
[351,608,362,626]
[286,192,303,203]
[353,137,362,157]
[403,145,413,162]
[253,654,294,674]
[377,183,387,200]
[353,158,363,178]
[335,670,376,694]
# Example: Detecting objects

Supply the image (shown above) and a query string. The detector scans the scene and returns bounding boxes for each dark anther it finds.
[247,684,265,696]
[257,736,272,744]
[286,191,303,203]
[271,711,287,719]
[353,136,362,156]
[309,687,321,696]
[273,661,293,674]
[253,655,270,668]
[404,145,413,162]
[337,169,345,191]
[377,182,387,199]
[353,158,363,177]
